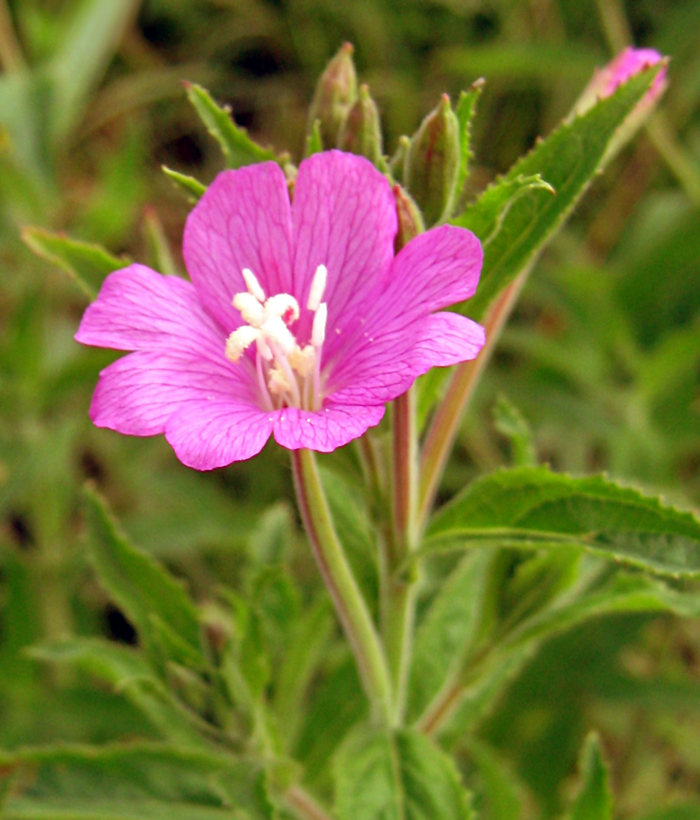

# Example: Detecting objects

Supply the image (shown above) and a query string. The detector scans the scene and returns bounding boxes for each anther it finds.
[225,325,259,362]
[307,264,328,311]
[233,292,265,326]
[242,268,266,302]
[311,303,328,348]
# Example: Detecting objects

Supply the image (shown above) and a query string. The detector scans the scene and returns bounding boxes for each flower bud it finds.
[338,84,383,165]
[404,94,460,227]
[392,183,424,253]
[573,47,667,118]
[308,42,357,149]
[390,135,410,181]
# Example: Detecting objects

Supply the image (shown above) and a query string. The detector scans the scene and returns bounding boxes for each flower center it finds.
[225,265,328,412]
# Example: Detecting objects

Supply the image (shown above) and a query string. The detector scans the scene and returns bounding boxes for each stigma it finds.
[225,265,328,411]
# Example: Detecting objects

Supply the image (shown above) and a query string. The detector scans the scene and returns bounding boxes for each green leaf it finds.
[305,118,324,156]
[185,83,278,168]
[493,395,536,467]
[28,638,211,747]
[454,81,484,200]
[453,63,663,321]
[162,165,207,202]
[463,738,524,820]
[453,174,554,245]
[0,743,273,820]
[50,0,142,140]
[334,727,472,820]
[21,226,128,299]
[84,487,204,669]
[568,734,612,820]
[407,551,491,722]
[426,466,700,577]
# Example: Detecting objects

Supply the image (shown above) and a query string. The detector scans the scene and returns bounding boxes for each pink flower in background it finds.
[574,46,667,118]
[596,47,667,102]
[76,151,484,470]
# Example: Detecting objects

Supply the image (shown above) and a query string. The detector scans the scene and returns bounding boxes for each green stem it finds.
[418,274,527,532]
[0,0,25,72]
[291,448,393,725]
[383,387,420,723]
[285,785,335,820]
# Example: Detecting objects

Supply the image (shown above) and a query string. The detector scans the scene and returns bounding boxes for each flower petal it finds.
[291,151,397,356]
[76,264,224,357]
[183,162,294,332]
[327,225,483,404]
[165,401,274,469]
[90,349,260,436]
[272,402,385,452]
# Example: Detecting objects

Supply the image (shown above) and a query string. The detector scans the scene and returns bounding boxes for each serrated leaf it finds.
[84,487,204,669]
[426,466,700,577]
[335,727,472,820]
[568,734,612,820]
[28,638,210,747]
[407,551,491,722]
[0,743,273,820]
[455,82,483,199]
[453,174,554,245]
[22,226,128,299]
[185,83,278,168]
[452,63,663,321]
[162,165,207,202]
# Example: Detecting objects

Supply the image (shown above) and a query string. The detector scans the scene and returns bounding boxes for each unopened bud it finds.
[404,94,460,227]
[392,184,425,253]
[338,84,383,165]
[308,42,357,149]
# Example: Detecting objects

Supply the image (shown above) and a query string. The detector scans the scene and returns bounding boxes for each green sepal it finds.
[162,165,207,202]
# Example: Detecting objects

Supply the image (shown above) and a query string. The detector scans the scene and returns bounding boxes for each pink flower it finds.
[596,47,667,101]
[76,151,484,470]
[575,47,667,118]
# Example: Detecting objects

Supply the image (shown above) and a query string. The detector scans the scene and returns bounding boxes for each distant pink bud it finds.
[596,47,667,102]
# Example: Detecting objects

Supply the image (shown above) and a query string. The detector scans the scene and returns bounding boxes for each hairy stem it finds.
[291,448,393,725]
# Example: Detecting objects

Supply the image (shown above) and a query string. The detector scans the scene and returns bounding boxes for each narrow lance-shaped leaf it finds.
[568,734,613,820]
[452,63,663,321]
[22,226,128,299]
[162,165,207,202]
[0,743,274,820]
[426,466,700,577]
[185,82,278,168]
[454,80,484,200]
[84,487,205,669]
[335,727,472,820]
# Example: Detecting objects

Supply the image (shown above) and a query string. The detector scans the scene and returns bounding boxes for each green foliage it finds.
[568,735,613,820]
[334,728,472,820]
[427,466,700,576]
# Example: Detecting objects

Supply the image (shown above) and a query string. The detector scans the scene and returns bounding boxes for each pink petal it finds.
[272,403,385,452]
[327,225,483,404]
[76,265,225,358]
[90,350,260,436]
[411,312,486,372]
[165,401,274,469]
[183,162,294,332]
[291,151,397,356]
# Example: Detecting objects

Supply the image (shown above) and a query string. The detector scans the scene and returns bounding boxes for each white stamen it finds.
[262,315,296,355]
[233,292,265,326]
[289,344,316,378]
[242,268,266,302]
[225,325,259,362]
[265,293,300,325]
[311,302,327,348]
[307,264,328,311]
[268,365,293,395]
[256,335,273,361]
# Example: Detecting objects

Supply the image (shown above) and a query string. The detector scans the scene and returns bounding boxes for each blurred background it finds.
[0,0,699,816]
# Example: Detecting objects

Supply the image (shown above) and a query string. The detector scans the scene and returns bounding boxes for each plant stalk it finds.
[291,448,393,725]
